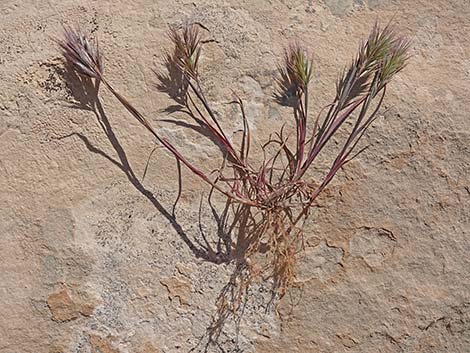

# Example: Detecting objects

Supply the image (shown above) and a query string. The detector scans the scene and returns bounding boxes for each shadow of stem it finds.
[61,66,230,265]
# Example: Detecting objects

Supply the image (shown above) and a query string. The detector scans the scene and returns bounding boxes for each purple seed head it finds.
[59,26,104,79]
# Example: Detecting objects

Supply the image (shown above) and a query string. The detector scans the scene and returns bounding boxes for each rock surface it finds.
[47,290,80,322]
[1,0,469,352]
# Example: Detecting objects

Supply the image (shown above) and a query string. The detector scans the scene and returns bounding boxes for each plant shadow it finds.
[60,64,231,265]
[153,55,231,157]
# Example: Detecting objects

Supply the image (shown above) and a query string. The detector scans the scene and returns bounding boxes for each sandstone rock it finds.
[160,276,193,305]
[89,334,119,353]
[323,0,352,16]
[79,302,96,317]
[46,289,78,322]
[349,226,396,269]
[297,240,343,282]
[176,261,196,278]
[367,0,386,9]
[1,1,469,353]
[136,342,161,353]
[48,345,66,353]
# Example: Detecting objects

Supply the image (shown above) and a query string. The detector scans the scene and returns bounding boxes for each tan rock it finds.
[48,345,65,353]
[79,303,95,317]
[2,1,470,353]
[136,342,161,353]
[175,261,196,277]
[89,334,119,353]
[160,276,193,305]
[47,289,78,322]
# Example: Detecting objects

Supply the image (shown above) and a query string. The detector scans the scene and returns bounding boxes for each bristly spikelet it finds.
[168,24,202,80]
[59,26,104,79]
[376,35,411,90]
[276,43,313,105]
[336,22,410,106]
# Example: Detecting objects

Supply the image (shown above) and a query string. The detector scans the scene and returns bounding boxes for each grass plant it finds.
[59,21,410,342]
